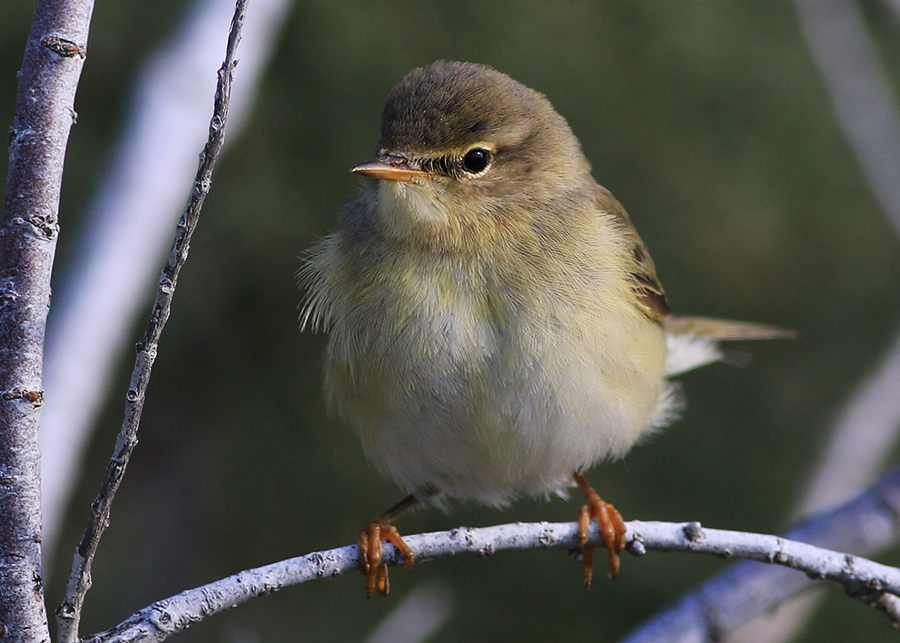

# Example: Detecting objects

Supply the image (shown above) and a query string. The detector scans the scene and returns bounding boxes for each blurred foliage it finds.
[4,0,900,641]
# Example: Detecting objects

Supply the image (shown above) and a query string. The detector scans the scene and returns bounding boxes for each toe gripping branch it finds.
[357,492,425,597]
[573,471,627,587]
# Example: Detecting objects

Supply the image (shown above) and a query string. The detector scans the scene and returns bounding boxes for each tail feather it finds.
[664,315,795,341]
[664,315,793,377]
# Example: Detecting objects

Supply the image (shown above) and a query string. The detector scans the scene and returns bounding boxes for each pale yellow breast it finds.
[309,224,669,504]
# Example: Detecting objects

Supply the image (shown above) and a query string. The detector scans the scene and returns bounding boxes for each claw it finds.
[573,471,627,585]
[359,520,413,597]
[357,493,423,597]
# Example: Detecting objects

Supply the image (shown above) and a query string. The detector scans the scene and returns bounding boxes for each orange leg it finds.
[573,471,627,587]
[358,493,423,598]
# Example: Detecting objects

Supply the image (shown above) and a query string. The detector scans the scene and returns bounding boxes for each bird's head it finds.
[350,61,594,253]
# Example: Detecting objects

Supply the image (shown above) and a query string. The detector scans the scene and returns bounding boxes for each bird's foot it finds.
[357,519,414,597]
[573,471,627,587]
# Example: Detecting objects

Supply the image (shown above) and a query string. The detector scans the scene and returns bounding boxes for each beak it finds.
[351,156,431,182]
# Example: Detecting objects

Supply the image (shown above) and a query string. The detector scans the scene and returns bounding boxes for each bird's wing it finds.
[598,188,670,323]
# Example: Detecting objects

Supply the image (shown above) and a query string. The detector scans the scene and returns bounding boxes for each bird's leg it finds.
[573,471,627,586]
[358,490,434,597]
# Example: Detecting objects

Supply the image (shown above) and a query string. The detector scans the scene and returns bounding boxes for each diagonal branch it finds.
[80,467,900,643]
[54,2,248,641]
[0,1,95,641]
[793,0,900,234]
[723,2,900,640]
[39,0,292,555]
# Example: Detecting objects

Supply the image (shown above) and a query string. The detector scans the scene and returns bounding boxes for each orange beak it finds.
[351,156,431,182]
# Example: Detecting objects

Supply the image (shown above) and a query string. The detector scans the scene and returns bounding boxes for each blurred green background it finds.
[4,0,900,641]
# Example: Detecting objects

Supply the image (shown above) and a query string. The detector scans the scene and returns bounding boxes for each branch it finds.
[728,1,900,638]
[54,2,247,641]
[623,467,900,642]
[81,469,900,643]
[793,0,900,235]
[39,0,292,556]
[0,0,94,640]
[792,0,900,519]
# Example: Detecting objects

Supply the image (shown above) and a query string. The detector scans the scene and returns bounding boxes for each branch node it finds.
[1,388,44,406]
[627,536,648,557]
[766,538,788,565]
[40,35,86,58]
[0,281,19,304]
[537,526,557,548]
[12,213,59,240]
[683,521,704,542]
[149,607,173,629]
[55,602,76,621]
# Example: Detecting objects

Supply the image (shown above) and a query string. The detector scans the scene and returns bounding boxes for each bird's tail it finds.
[663,315,794,377]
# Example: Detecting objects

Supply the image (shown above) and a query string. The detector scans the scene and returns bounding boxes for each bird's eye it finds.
[461,148,491,174]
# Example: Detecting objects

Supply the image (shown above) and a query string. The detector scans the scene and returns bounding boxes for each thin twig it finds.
[79,470,900,643]
[0,0,95,641]
[40,0,292,555]
[54,2,247,641]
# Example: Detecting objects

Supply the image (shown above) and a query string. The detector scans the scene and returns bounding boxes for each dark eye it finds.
[462,148,491,174]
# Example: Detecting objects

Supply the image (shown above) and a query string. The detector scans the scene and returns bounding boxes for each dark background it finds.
[3,1,900,641]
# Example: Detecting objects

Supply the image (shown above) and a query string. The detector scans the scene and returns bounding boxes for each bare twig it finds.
[622,467,900,642]
[79,469,900,643]
[40,0,292,555]
[0,0,95,640]
[54,2,248,641]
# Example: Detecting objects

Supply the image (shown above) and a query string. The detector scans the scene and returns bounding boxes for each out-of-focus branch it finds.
[722,2,900,640]
[730,328,900,643]
[54,3,247,642]
[794,0,900,232]
[888,0,900,24]
[791,0,900,520]
[622,467,900,642]
[364,581,454,643]
[0,1,94,640]
[82,469,900,643]
[800,330,900,515]
[40,0,292,555]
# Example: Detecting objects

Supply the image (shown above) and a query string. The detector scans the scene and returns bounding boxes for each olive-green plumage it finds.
[300,61,784,507]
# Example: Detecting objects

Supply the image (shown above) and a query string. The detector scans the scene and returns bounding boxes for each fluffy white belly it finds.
[324,270,670,506]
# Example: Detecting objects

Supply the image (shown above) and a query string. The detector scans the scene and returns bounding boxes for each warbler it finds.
[300,60,788,597]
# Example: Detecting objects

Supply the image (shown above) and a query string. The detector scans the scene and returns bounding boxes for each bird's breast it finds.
[320,241,669,504]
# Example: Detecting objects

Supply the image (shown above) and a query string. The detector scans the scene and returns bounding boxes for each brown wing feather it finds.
[597,187,670,323]
[596,188,793,339]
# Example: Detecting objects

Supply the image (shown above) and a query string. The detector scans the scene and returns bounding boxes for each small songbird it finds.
[300,60,789,597]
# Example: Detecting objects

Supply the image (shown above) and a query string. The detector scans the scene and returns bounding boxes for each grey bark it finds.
[0,1,94,641]
[78,468,900,643]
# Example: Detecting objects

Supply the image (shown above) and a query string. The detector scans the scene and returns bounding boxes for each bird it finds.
[299,60,789,597]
